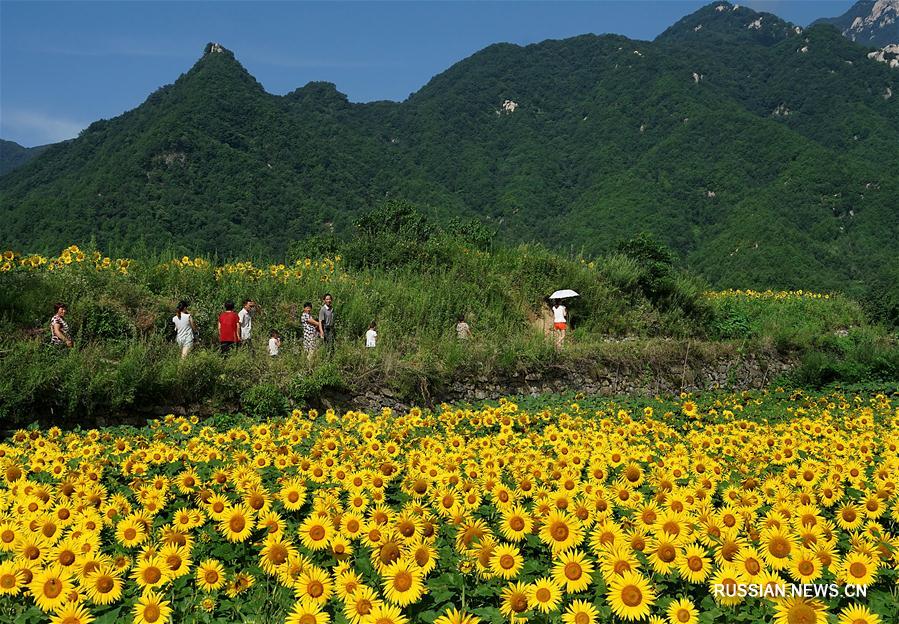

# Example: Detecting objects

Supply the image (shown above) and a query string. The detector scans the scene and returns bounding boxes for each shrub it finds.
[241,383,290,419]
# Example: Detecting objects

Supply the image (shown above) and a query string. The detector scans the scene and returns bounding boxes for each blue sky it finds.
[1,1,855,146]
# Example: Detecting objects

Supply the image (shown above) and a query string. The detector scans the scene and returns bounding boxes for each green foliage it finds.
[241,382,290,419]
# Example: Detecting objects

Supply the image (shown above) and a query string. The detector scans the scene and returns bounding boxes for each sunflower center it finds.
[205,570,219,585]
[551,522,569,541]
[535,587,551,602]
[393,571,412,592]
[1,574,16,589]
[511,594,528,612]
[43,578,62,598]
[1,529,14,543]
[575,613,590,624]
[798,561,814,576]
[144,567,162,584]
[745,558,761,574]
[849,562,867,578]
[229,516,246,533]
[687,556,703,572]
[677,608,691,623]
[298,615,317,624]
[659,545,676,562]
[500,555,515,570]
[59,551,75,566]
[143,604,161,622]
[621,584,643,607]
[663,521,680,535]
[565,562,583,580]
[380,542,401,565]
[269,545,288,565]
[769,537,790,558]
[123,528,137,540]
[357,599,372,615]
[788,603,816,624]
[509,517,525,531]
[309,525,325,541]
[307,580,324,597]
[97,576,114,593]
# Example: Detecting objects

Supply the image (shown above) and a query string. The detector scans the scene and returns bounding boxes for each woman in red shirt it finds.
[218,301,241,353]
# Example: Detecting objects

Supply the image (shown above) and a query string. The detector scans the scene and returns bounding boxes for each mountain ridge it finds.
[814,0,899,48]
[1,2,897,312]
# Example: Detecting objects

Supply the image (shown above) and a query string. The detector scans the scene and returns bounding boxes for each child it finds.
[365,321,377,348]
[268,330,281,357]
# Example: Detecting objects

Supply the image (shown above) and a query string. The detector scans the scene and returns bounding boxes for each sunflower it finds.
[295,566,332,604]
[666,597,698,624]
[647,534,682,575]
[366,602,409,624]
[838,552,877,587]
[562,599,598,624]
[552,549,594,593]
[676,542,711,583]
[407,538,437,574]
[0,560,24,595]
[134,555,170,591]
[489,543,523,579]
[539,510,583,554]
[83,562,124,605]
[49,602,95,624]
[218,504,254,542]
[606,570,656,621]
[28,564,73,612]
[285,598,330,624]
[599,544,641,579]
[259,536,297,574]
[434,607,482,624]
[133,589,172,624]
[838,603,881,624]
[499,581,531,619]
[760,526,798,570]
[708,564,747,606]
[773,596,827,624]
[835,503,864,531]
[528,577,563,614]
[279,479,307,512]
[298,514,334,551]
[159,544,191,578]
[196,559,226,592]
[115,517,146,548]
[381,559,424,606]
[788,548,822,583]
[343,585,381,624]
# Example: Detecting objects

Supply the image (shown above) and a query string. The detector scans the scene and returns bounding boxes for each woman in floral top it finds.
[50,302,73,348]
[301,301,324,358]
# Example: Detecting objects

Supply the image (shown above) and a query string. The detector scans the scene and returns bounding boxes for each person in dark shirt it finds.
[218,301,240,353]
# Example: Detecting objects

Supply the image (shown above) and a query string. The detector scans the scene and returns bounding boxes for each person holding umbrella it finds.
[548,289,578,349]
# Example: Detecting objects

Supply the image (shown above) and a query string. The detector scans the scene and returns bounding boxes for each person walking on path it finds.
[50,302,73,349]
[456,314,473,340]
[302,302,324,359]
[319,293,335,354]
[218,301,240,353]
[172,300,198,358]
[365,321,378,348]
[551,299,567,349]
[238,299,255,348]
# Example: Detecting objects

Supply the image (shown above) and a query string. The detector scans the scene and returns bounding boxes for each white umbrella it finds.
[549,289,579,299]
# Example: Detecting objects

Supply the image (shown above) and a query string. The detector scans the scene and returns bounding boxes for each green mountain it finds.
[0,140,52,176]
[1,3,897,309]
[813,0,899,48]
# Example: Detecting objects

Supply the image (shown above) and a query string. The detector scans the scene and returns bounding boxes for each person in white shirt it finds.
[238,299,255,347]
[268,330,281,357]
[365,321,377,348]
[551,299,567,349]
[456,314,473,340]
[172,300,198,358]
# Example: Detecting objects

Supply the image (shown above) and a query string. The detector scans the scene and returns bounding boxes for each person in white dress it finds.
[172,301,198,358]
[268,330,281,357]
[365,321,377,348]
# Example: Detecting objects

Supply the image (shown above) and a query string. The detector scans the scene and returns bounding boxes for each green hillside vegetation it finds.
[1,2,897,320]
[2,203,895,424]
[0,139,51,176]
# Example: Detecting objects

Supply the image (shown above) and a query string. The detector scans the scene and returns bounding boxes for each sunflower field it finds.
[1,389,897,624]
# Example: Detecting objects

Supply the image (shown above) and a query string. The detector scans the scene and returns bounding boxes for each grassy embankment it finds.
[1,233,896,424]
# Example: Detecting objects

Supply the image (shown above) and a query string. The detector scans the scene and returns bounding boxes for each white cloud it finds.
[1,109,87,144]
